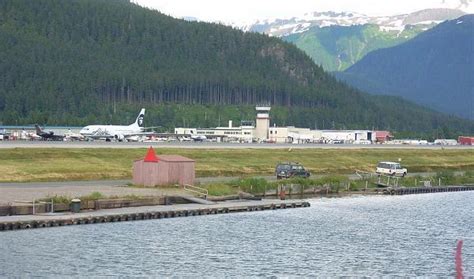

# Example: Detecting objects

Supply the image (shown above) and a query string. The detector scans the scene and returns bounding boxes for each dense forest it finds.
[0,0,472,135]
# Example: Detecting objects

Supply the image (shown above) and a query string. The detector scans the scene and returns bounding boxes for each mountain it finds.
[243,9,465,36]
[0,0,472,134]
[240,9,465,71]
[336,15,474,120]
[283,24,422,71]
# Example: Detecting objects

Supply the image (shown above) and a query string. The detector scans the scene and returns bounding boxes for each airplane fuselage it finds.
[80,124,142,138]
[79,108,146,140]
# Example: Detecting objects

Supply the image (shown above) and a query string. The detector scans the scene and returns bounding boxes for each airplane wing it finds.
[53,135,65,140]
[141,127,161,131]
[84,131,153,140]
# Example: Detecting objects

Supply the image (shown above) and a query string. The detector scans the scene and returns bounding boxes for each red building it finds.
[132,147,195,186]
[375,131,393,143]
[458,136,474,145]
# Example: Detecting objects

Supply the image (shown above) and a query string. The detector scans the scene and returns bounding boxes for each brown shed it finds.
[132,148,195,186]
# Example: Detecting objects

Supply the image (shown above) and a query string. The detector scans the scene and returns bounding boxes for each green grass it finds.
[39,194,72,204]
[38,192,150,203]
[1,148,473,182]
[204,184,239,196]
[204,171,474,196]
[38,191,105,204]
[108,194,144,200]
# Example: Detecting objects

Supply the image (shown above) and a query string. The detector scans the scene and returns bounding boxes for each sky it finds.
[133,0,473,24]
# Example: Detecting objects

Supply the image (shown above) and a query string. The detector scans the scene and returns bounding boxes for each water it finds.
[1,192,472,277]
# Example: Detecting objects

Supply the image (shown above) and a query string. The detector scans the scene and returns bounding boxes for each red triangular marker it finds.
[144,146,159,162]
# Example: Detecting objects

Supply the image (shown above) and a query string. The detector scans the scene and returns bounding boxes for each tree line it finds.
[0,0,472,135]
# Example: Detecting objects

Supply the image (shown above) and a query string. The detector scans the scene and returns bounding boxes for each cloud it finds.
[442,0,472,8]
[458,0,473,8]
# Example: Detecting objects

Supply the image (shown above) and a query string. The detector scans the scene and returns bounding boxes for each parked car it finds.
[376,161,407,177]
[275,162,310,179]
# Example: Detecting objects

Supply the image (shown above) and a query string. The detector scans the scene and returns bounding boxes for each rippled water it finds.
[1,192,472,277]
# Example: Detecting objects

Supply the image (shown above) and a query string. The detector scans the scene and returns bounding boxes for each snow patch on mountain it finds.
[237,9,466,37]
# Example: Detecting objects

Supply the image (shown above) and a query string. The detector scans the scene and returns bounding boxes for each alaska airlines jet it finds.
[80,108,147,141]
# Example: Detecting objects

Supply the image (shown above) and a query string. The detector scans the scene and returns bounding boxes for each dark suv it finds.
[275,162,310,179]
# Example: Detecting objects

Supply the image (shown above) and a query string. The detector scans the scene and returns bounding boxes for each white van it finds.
[376,162,407,177]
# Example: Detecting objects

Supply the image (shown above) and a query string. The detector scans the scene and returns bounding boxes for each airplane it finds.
[20,129,41,140]
[0,128,11,140]
[35,125,65,141]
[189,130,207,142]
[79,108,150,141]
[125,135,145,142]
[64,129,84,141]
[179,136,192,142]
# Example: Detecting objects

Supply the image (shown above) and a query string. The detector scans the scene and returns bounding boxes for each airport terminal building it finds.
[174,106,377,144]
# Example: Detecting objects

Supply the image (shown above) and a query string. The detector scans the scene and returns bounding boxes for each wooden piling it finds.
[384,185,474,195]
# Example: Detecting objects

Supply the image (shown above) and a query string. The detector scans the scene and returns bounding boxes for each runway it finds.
[0,141,471,149]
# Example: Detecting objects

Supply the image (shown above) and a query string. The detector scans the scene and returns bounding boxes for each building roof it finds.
[135,154,194,163]
[155,155,195,162]
[375,131,393,138]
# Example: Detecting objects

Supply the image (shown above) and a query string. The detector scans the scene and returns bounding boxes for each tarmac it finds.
[0,181,183,205]
[1,141,471,149]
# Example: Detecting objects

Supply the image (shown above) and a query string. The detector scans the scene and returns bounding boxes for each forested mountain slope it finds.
[283,24,422,72]
[0,0,472,134]
[337,15,474,120]
[248,9,464,71]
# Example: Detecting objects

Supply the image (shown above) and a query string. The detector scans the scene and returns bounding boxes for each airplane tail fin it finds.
[34,124,42,135]
[131,108,145,128]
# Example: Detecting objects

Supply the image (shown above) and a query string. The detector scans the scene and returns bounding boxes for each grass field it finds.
[0,148,473,182]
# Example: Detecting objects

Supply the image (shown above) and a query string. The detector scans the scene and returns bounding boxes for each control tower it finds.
[255,105,271,141]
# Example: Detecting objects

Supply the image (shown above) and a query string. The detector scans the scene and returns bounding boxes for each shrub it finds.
[436,171,455,185]
[80,191,105,202]
[232,177,269,194]
[205,184,239,196]
[39,195,71,204]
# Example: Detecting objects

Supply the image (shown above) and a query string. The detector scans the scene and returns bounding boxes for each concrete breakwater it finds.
[384,185,474,195]
[0,196,198,217]
[0,199,310,231]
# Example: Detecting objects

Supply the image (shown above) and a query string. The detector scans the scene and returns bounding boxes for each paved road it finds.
[0,171,455,189]
[1,141,471,149]
[0,180,131,188]
[0,176,273,188]
[0,182,184,205]
[0,177,265,204]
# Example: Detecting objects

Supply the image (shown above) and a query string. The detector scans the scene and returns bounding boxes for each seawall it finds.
[0,199,310,231]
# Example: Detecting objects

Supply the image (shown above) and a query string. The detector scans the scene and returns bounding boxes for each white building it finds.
[268,126,323,143]
[175,120,254,142]
[175,106,375,144]
[320,130,374,143]
[254,106,271,141]
[434,139,458,145]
